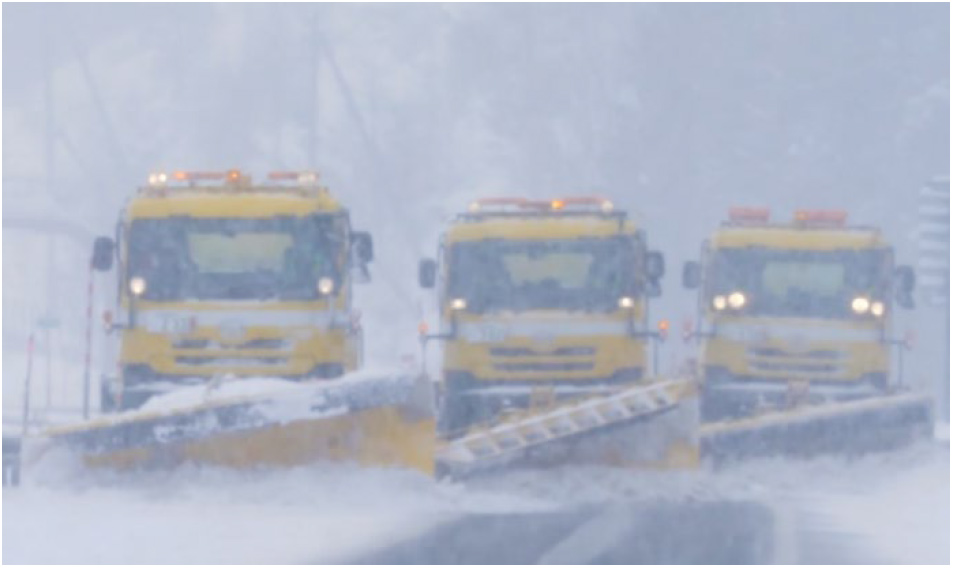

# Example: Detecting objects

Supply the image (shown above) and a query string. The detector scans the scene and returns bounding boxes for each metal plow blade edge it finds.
[701,390,935,464]
[436,379,700,480]
[34,373,437,475]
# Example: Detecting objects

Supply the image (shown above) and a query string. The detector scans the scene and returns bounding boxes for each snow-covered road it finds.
[3,439,947,563]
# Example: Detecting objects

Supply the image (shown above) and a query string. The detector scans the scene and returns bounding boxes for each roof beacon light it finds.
[226,169,242,183]
[470,197,529,214]
[551,199,566,210]
[188,172,227,181]
[794,209,847,227]
[267,171,319,186]
[298,171,319,186]
[560,196,614,212]
[728,207,770,224]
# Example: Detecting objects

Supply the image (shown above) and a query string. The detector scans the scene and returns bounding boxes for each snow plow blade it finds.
[37,372,436,475]
[435,378,700,480]
[700,390,934,464]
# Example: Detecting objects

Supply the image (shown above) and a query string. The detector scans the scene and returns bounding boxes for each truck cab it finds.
[90,170,374,411]
[682,208,915,421]
[419,197,666,436]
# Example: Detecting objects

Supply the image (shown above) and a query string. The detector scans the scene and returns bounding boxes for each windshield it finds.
[447,237,639,313]
[127,215,345,301]
[709,247,890,318]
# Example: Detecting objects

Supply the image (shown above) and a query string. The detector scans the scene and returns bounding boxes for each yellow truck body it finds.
[683,209,915,420]
[92,171,373,411]
[419,197,665,435]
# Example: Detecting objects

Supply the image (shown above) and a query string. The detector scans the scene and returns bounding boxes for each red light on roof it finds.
[794,209,847,225]
[475,197,528,206]
[562,196,607,204]
[728,207,770,223]
[188,172,226,180]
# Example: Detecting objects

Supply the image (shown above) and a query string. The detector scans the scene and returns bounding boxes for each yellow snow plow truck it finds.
[683,208,934,461]
[91,170,372,412]
[419,197,699,477]
[45,170,436,473]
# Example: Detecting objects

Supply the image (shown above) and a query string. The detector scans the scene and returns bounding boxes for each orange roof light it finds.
[469,197,528,213]
[794,209,847,226]
[560,196,614,212]
[267,171,320,187]
[188,172,226,180]
[728,207,770,223]
[551,199,565,210]
[226,169,242,182]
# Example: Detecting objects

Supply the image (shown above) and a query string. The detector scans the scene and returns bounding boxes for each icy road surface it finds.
[3,441,948,563]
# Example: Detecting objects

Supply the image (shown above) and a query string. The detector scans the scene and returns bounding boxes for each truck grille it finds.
[489,346,596,357]
[492,362,595,373]
[746,347,846,376]
[175,356,289,367]
[172,338,291,350]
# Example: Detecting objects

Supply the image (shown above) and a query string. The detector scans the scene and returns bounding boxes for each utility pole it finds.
[307,6,320,166]
[43,24,58,413]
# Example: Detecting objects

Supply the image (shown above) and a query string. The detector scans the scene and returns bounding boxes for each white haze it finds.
[2,3,949,563]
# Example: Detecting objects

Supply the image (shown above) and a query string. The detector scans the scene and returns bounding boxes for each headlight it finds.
[618,296,635,309]
[870,301,885,317]
[317,277,335,295]
[712,295,727,311]
[851,296,870,314]
[129,276,147,296]
[728,291,746,309]
[450,298,467,311]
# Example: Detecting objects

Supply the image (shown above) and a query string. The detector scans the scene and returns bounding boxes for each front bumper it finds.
[438,368,643,436]
[701,366,889,421]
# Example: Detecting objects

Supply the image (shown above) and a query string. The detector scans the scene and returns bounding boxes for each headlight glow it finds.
[712,295,727,311]
[450,298,467,311]
[318,277,335,295]
[851,296,870,314]
[129,276,147,296]
[870,301,885,317]
[618,296,635,309]
[728,291,746,309]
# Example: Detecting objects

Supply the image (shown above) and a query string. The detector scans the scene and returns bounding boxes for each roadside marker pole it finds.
[21,335,36,437]
[82,263,95,420]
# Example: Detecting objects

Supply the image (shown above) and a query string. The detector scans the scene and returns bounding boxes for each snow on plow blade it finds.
[700,390,934,464]
[436,379,700,480]
[39,372,436,475]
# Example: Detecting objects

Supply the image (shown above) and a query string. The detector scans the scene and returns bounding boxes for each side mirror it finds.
[894,265,915,309]
[352,232,374,263]
[646,279,662,298]
[682,261,701,289]
[645,251,665,281]
[419,258,437,289]
[894,265,915,294]
[91,236,115,272]
[896,291,915,310]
